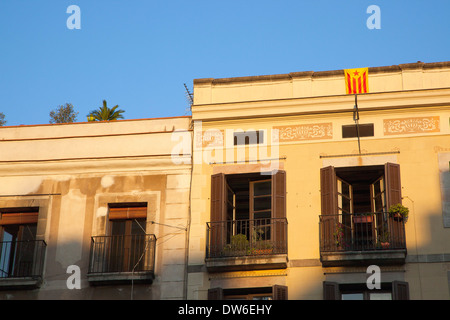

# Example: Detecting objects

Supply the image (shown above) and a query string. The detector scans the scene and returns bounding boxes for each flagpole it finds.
[353,94,361,154]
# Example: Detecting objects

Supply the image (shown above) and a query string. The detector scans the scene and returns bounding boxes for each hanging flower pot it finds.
[388,204,409,222]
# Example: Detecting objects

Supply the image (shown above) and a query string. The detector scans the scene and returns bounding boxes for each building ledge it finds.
[87,271,155,286]
[320,250,407,267]
[0,277,43,290]
[205,254,288,273]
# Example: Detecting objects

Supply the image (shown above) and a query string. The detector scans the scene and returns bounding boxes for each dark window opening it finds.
[342,124,374,138]
[320,163,406,253]
[208,171,287,258]
[0,208,44,279]
[88,203,156,276]
[335,165,385,214]
[107,203,147,272]
[208,285,287,300]
[233,130,264,145]
[323,281,409,300]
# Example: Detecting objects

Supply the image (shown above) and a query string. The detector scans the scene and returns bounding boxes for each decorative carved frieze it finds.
[273,123,333,142]
[383,116,440,135]
[196,129,224,148]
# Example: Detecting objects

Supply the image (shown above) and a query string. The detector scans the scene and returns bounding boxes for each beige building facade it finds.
[0,116,192,299]
[1,61,450,300]
[187,61,450,300]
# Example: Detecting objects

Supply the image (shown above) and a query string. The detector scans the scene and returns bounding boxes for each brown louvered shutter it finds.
[210,173,227,257]
[385,163,405,248]
[208,287,224,300]
[272,170,287,254]
[109,207,147,220]
[320,166,337,215]
[323,281,340,300]
[320,167,337,251]
[392,281,409,300]
[385,163,402,208]
[273,285,288,300]
[0,211,38,225]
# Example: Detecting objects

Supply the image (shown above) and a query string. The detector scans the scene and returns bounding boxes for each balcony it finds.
[205,218,288,272]
[319,213,407,267]
[87,234,156,285]
[0,240,46,289]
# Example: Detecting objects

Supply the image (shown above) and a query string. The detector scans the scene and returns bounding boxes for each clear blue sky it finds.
[0,0,449,126]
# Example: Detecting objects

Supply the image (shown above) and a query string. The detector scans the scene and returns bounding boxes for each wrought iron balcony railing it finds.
[88,234,156,274]
[206,218,287,259]
[319,212,406,253]
[0,240,46,279]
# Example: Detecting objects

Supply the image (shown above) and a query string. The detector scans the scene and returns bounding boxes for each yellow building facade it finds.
[187,61,450,300]
[1,61,449,300]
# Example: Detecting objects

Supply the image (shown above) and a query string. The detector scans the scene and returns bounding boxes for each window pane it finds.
[111,220,126,236]
[342,293,364,300]
[370,293,392,300]
[254,211,271,220]
[253,181,271,196]
[131,218,146,235]
[254,196,271,211]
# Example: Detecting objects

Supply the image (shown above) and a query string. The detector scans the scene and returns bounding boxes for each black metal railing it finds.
[206,218,287,258]
[88,234,156,274]
[319,212,406,252]
[0,240,46,279]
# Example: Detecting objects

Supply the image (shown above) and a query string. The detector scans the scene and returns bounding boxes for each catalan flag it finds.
[344,68,369,94]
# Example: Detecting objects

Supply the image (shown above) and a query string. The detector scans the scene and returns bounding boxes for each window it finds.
[320,163,406,252]
[0,208,45,280]
[342,124,374,138]
[233,130,264,146]
[208,285,288,300]
[88,203,156,281]
[208,171,287,258]
[323,281,409,300]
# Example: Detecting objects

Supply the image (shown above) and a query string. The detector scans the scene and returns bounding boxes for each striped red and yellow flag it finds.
[344,68,369,94]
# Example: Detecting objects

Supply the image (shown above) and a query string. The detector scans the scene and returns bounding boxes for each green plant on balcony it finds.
[388,203,409,222]
[223,234,249,256]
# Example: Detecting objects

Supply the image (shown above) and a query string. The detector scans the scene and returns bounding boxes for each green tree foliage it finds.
[0,112,6,126]
[49,103,79,124]
[88,100,125,121]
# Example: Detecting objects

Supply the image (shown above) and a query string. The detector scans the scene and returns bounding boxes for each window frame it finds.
[209,171,287,257]
[323,281,409,300]
[0,208,40,279]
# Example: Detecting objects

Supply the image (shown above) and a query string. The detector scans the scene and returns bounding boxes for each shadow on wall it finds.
[0,237,159,300]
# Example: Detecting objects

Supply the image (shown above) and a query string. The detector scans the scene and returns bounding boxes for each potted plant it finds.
[251,227,273,255]
[333,222,347,250]
[223,234,249,256]
[252,240,273,255]
[377,230,390,249]
[388,203,409,222]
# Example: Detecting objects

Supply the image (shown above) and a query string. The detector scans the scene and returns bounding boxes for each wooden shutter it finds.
[208,287,224,300]
[392,281,409,300]
[273,285,288,300]
[385,163,402,208]
[211,173,226,222]
[385,163,405,248]
[320,166,337,215]
[323,281,340,300]
[272,170,287,254]
[0,211,38,225]
[210,173,227,256]
[108,207,147,220]
[320,167,337,251]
